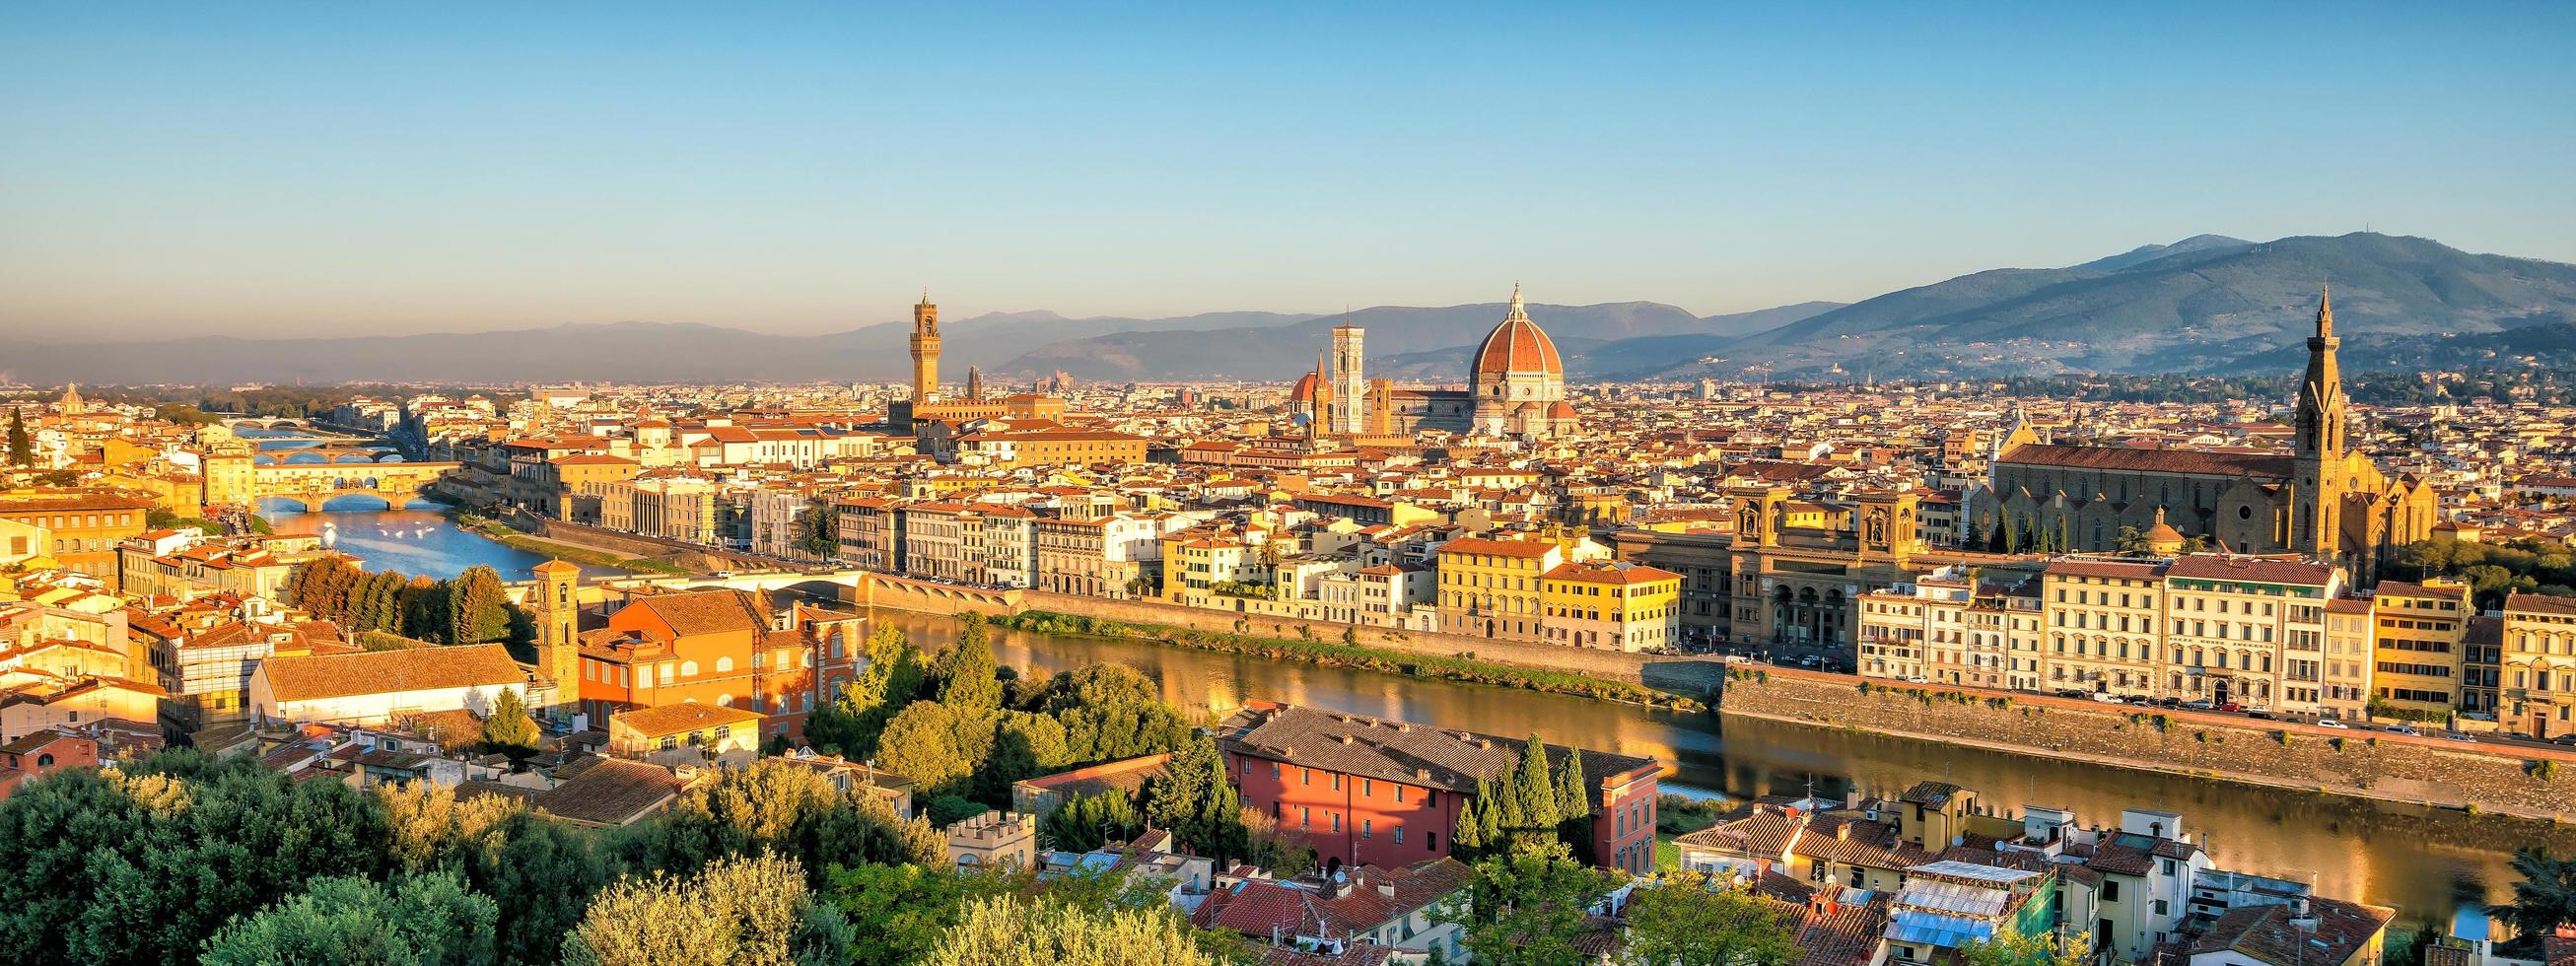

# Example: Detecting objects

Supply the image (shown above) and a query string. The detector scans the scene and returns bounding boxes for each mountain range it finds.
[8,233,2574,385]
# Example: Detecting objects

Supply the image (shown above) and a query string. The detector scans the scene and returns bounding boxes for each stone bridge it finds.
[251,461,461,513]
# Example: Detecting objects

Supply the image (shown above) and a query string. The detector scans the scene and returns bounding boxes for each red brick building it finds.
[0,729,99,800]
[1216,702,1662,874]
[537,564,863,743]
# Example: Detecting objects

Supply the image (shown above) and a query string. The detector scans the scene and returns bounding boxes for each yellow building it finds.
[2500,590,2576,739]
[200,448,257,510]
[1435,536,1563,642]
[1161,529,1259,599]
[1539,561,1682,652]
[2160,556,2339,714]
[0,491,155,580]
[2369,579,2468,719]
[2041,559,2168,699]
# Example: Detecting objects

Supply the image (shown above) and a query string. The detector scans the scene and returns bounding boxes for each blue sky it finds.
[4,3,2571,339]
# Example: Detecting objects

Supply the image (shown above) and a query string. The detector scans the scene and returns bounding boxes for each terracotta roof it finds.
[1218,704,1655,794]
[259,644,523,702]
[2505,591,2576,617]
[2188,897,2394,966]
[1473,293,1564,379]
[612,702,764,736]
[631,589,769,637]
[532,757,689,826]
[1997,443,2292,480]
[2165,555,2337,586]
[1436,537,1560,560]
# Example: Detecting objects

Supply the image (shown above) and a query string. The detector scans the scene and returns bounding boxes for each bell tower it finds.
[2293,286,2347,560]
[910,292,941,403]
[532,559,582,703]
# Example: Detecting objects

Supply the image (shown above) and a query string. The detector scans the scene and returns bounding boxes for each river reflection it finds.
[868,609,2572,929]
[259,503,624,582]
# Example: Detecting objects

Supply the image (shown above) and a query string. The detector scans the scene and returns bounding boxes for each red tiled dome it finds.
[1473,286,1564,379]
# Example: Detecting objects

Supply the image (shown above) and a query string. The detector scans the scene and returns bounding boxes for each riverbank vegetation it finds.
[991,610,1703,711]
[451,514,690,576]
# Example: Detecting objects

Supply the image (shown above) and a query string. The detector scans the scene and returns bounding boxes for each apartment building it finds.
[1537,561,1682,653]
[2500,591,2576,739]
[2368,579,2469,718]
[2322,598,2376,721]
[1433,537,1563,643]
[2160,556,2339,715]
[2043,559,2167,699]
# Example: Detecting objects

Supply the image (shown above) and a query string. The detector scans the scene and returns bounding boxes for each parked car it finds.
[2056,689,2089,699]
[2441,731,2475,742]
[2090,692,2126,704]
[2551,734,2576,747]
[2383,724,2420,736]
[2217,702,2244,713]
[2182,699,2215,711]
[1719,655,1754,665]
[2248,711,2276,721]
[2154,697,2183,708]
[1902,675,1929,684]
[2314,718,2348,729]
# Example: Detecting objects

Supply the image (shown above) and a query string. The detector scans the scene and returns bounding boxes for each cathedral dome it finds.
[1473,285,1564,380]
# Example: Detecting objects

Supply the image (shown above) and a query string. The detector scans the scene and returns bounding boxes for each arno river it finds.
[246,428,623,580]
[874,607,2576,931]
[238,425,2564,928]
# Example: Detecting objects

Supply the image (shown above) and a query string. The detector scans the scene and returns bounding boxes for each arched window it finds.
[717,694,733,708]
[680,660,699,677]
[36,753,53,768]
[715,656,734,673]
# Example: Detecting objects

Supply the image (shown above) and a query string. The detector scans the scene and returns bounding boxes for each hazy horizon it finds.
[5,4,2572,340]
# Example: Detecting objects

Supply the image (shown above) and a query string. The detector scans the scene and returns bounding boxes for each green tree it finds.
[877,701,987,800]
[445,566,510,645]
[5,408,29,466]
[934,619,1004,713]
[1041,792,1145,853]
[807,626,927,759]
[979,711,1070,804]
[1449,840,1613,966]
[923,895,1217,966]
[627,759,944,879]
[1142,737,1248,868]
[561,854,853,966]
[1960,927,2094,966]
[376,782,523,874]
[1619,870,1804,966]
[795,501,840,560]
[2487,848,2576,951]
[1552,744,1589,827]
[398,576,450,641]
[1499,734,1563,846]
[821,863,1017,966]
[200,871,499,966]
[0,751,397,965]
[481,687,541,756]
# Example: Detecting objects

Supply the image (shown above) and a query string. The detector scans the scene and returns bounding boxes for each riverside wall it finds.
[1721,668,2576,821]
[854,574,1729,695]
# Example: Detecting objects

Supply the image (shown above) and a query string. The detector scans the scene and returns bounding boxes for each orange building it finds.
[536,564,864,743]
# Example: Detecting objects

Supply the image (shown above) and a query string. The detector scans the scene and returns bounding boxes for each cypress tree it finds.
[1454,776,1490,855]
[1509,734,1559,831]
[446,566,509,645]
[1552,746,1589,823]
[5,409,28,466]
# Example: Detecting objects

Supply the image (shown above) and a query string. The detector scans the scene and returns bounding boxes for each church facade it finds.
[1963,289,2436,577]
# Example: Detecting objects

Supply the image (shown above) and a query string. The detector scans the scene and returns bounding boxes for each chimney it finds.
[1837,822,1851,841]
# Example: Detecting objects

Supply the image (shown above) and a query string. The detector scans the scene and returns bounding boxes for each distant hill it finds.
[997,300,1851,382]
[1665,233,2576,380]
[14,233,2572,385]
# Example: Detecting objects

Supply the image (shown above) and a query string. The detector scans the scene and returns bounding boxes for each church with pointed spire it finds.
[1965,287,2436,577]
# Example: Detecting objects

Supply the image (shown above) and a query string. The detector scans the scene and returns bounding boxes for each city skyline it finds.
[5,4,2573,338]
